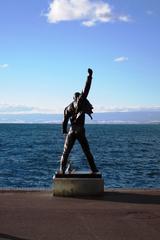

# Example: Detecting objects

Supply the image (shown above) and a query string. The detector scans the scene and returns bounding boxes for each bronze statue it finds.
[59,68,98,174]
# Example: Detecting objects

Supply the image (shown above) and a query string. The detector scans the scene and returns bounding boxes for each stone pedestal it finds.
[53,171,104,197]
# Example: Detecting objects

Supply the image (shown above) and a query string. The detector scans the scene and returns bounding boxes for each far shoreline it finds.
[0,122,160,125]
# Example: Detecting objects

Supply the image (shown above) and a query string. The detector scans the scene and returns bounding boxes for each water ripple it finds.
[0,124,160,188]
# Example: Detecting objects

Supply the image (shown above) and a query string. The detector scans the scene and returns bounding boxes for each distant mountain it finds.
[90,112,160,124]
[0,114,55,123]
[0,111,160,123]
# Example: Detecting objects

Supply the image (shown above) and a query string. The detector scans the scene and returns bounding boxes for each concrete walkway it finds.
[0,189,160,240]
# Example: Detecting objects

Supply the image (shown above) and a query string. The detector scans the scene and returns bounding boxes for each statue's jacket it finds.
[62,75,93,134]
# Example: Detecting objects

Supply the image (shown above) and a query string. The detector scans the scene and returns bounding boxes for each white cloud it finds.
[95,105,160,113]
[114,56,128,62]
[82,20,96,27]
[118,15,131,22]
[0,64,9,68]
[0,104,53,114]
[1,104,160,116]
[46,0,130,27]
[146,10,153,15]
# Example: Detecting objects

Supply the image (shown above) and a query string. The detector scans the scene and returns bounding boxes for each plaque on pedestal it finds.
[53,171,104,197]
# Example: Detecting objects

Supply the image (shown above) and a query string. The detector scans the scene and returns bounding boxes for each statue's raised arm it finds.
[81,68,93,99]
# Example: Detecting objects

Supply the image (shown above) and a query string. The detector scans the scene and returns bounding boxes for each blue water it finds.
[0,124,160,189]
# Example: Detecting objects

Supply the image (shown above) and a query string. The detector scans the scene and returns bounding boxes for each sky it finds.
[0,0,160,114]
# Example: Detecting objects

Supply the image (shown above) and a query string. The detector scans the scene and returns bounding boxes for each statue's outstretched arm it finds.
[62,116,69,134]
[62,106,71,134]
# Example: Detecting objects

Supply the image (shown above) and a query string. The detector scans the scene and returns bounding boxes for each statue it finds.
[59,68,98,174]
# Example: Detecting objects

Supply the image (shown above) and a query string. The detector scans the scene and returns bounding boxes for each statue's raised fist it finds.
[88,68,93,76]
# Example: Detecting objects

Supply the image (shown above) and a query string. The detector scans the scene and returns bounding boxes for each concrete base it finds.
[53,172,104,197]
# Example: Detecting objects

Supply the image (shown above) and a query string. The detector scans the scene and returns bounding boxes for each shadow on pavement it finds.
[0,233,29,240]
[73,191,160,204]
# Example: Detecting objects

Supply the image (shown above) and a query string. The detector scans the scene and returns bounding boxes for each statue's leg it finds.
[77,131,98,173]
[60,130,76,173]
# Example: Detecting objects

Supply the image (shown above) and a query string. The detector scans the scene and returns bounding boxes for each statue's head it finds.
[73,92,80,100]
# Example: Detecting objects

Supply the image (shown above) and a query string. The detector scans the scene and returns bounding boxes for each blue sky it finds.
[0,0,160,113]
